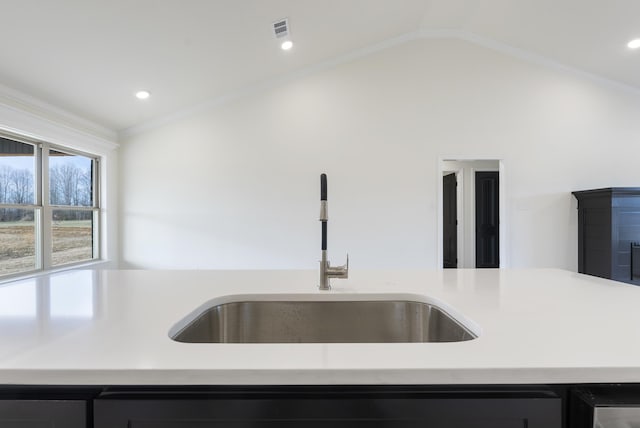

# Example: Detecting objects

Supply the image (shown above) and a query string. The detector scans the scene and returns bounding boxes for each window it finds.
[0,135,100,278]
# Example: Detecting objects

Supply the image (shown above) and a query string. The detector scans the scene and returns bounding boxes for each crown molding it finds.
[450,30,640,97]
[0,83,118,150]
[116,28,640,138]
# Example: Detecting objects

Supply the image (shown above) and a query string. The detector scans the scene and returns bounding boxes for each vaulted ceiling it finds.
[1,0,639,136]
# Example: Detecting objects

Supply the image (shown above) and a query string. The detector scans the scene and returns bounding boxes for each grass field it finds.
[0,220,93,275]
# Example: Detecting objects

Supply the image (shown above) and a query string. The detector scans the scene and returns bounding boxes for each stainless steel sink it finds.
[171,300,477,343]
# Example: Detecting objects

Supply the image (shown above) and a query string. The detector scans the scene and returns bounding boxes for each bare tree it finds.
[49,165,60,205]
[50,164,85,206]
[0,159,94,207]
[0,165,11,204]
[79,169,92,206]
[60,164,78,205]
[10,168,33,205]
[49,162,92,220]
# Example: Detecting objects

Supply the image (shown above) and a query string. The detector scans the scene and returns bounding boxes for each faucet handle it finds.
[344,254,349,278]
[328,254,349,278]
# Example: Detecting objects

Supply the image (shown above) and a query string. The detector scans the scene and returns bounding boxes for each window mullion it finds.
[93,158,100,208]
[41,144,52,270]
[34,145,43,270]
[92,159,100,260]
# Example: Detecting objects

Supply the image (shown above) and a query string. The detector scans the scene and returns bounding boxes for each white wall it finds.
[119,38,640,270]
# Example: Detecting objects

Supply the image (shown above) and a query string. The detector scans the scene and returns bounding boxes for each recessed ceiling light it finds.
[135,90,151,100]
[628,39,640,49]
[281,40,293,51]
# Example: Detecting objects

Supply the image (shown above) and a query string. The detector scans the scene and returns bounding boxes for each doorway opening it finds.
[438,159,506,269]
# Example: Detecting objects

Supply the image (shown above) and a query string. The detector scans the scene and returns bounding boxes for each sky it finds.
[0,156,33,170]
[0,155,91,172]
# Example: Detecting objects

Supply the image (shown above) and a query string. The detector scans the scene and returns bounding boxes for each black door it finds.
[443,173,457,268]
[476,171,499,268]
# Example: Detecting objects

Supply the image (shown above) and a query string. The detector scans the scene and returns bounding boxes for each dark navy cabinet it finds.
[93,386,562,428]
[0,385,565,427]
[0,400,86,427]
[573,187,640,285]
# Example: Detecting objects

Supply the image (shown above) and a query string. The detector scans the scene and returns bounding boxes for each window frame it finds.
[0,133,101,280]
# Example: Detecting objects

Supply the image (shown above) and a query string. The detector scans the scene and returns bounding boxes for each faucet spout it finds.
[318,174,348,290]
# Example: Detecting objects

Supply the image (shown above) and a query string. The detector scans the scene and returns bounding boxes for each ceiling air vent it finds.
[273,18,289,39]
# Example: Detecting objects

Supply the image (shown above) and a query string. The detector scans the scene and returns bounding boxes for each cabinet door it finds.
[0,400,85,428]
[95,397,560,428]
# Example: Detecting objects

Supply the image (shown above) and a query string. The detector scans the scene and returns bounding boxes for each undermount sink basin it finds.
[170,299,477,344]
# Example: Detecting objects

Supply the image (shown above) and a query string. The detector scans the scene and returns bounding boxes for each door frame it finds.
[437,157,507,269]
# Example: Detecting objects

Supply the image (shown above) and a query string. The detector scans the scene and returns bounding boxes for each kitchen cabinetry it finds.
[0,399,86,427]
[16,383,640,426]
[94,386,561,428]
[573,187,640,284]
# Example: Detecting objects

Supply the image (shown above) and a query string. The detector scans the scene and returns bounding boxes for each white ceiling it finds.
[1,0,639,136]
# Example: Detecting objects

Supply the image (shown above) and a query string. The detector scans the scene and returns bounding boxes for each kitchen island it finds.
[1,268,639,427]
[1,268,639,385]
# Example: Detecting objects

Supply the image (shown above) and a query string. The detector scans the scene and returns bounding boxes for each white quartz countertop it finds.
[1,268,639,385]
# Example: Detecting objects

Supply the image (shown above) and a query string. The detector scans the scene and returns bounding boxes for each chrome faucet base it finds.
[319,250,348,290]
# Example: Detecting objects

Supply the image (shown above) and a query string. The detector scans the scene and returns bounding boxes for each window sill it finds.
[0,259,112,285]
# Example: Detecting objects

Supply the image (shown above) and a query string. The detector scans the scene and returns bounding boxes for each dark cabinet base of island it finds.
[94,386,561,428]
[0,399,86,427]
[0,385,564,428]
[6,384,640,427]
